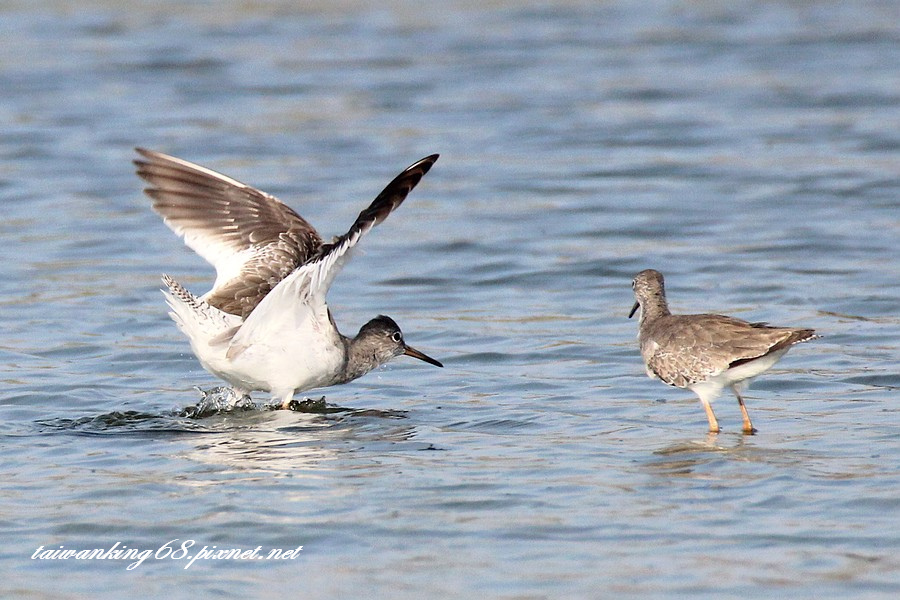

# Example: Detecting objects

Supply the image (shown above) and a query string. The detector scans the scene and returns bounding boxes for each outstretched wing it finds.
[134,148,323,318]
[227,154,439,359]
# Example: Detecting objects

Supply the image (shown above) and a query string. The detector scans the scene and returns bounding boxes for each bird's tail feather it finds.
[161,275,238,347]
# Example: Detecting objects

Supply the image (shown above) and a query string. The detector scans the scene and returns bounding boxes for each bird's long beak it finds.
[628,301,640,319]
[403,345,444,368]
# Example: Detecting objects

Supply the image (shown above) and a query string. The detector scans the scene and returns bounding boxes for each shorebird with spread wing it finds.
[135,148,442,409]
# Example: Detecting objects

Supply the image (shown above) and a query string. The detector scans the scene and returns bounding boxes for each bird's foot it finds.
[285,396,328,413]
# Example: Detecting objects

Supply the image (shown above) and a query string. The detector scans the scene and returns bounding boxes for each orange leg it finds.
[699,398,720,433]
[733,386,757,434]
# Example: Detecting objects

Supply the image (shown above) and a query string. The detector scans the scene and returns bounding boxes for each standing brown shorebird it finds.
[629,269,817,433]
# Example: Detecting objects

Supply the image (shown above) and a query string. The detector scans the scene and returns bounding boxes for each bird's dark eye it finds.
[391,332,402,343]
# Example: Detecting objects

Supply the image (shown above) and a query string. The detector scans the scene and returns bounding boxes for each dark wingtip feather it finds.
[417,153,440,171]
[313,154,439,261]
[133,147,158,167]
[791,329,819,344]
[348,154,439,232]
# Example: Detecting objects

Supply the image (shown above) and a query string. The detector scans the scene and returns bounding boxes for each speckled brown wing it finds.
[135,148,323,318]
[201,230,322,318]
[640,314,810,388]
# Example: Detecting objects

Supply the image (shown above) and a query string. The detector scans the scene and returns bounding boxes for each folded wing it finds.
[644,315,810,387]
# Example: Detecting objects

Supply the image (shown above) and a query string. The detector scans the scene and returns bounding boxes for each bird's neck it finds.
[337,334,383,384]
[640,295,671,325]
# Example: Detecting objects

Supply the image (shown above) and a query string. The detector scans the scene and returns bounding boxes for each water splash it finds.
[178,386,258,418]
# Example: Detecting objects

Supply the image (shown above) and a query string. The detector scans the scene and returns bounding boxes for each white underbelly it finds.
[224,325,346,394]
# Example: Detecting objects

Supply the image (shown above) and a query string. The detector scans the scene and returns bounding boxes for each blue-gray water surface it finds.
[1,1,898,598]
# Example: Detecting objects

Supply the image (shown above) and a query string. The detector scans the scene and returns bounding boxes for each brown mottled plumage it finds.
[630,269,817,433]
